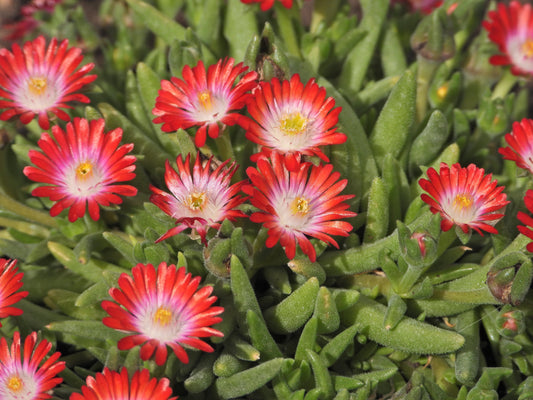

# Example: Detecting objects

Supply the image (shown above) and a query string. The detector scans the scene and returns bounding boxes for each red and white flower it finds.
[245,74,345,172]
[0,36,96,130]
[499,118,533,174]
[518,189,533,253]
[152,58,257,148]
[0,258,28,326]
[102,262,224,366]
[483,1,533,77]
[149,152,247,245]
[244,152,356,262]
[0,331,65,400]
[419,163,509,235]
[71,368,177,400]
[23,118,137,222]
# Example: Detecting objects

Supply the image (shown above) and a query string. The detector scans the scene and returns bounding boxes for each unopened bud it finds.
[496,306,525,338]
[410,9,455,61]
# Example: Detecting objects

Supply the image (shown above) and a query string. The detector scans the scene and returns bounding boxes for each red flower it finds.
[0,36,96,130]
[0,259,28,325]
[149,152,247,245]
[152,58,257,147]
[240,0,294,11]
[70,368,177,400]
[245,74,345,172]
[419,163,509,235]
[483,1,533,77]
[23,118,138,222]
[102,262,224,366]
[0,331,65,400]
[518,189,533,253]
[499,118,533,174]
[244,152,356,262]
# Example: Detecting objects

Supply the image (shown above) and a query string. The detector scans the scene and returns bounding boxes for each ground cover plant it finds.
[0,0,532,399]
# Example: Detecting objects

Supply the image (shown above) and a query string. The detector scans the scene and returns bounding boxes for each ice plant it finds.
[102,262,224,366]
[517,189,533,252]
[0,36,96,130]
[0,331,65,400]
[244,152,356,262]
[483,1,533,77]
[0,258,28,326]
[499,118,533,174]
[240,0,294,11]
[149,152,247,245]
[245,74,345,172]
[152,58,258,147]
[70,368,177,400]
[23,117,137,222]
[419,163,509,235]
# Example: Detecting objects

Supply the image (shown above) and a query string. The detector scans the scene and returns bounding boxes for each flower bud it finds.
[496,306,525,338]
[487,253,533,305]
[245,23,290,81]
[397,221,438,268]
[203,237,232,278]
[410,9,455,62]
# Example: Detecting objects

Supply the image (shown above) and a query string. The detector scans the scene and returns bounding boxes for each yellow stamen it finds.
[28,77,47,96]
[436,83,448,100]
[7,375,23,393]
[453,194,473,210]
[76,162,93,180]
[198,91,213,111]
[521,39,533,58]
[153,307,172,326]
[291,197,310,215]
[280,112,308,136]
[186,191,206,211]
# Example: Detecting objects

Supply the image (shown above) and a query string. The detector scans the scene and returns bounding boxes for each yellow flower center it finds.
[453,194,473,210]
[7,375,23,393]
[291,197,310,215]
[280,112,308,136]
[436,83,448,100]
[153,307,172,326]
[521,39,533,58]
[186,191,206,211]
[198,91,213,111]
[76,162,93,180]
[28,77,47,96]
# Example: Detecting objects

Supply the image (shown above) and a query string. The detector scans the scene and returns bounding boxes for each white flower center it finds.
[17,75,59,112]
[275,194,312,230]
[138,303,188,343]
[64,160,104,198]
[193,90,228,123]
[291,196,310,215]
[186,191,207,211]
[507,35,533,73]
[445,193,478,224]
[280,112,308,136]
[0,371,39,400]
